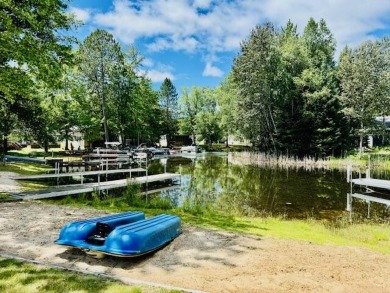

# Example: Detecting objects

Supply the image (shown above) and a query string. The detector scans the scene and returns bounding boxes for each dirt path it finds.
[0,172,22,193]
[0,201,389,293]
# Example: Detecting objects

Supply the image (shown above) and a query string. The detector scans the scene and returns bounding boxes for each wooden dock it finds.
[348,193,390,206]
[12,173,180,200]
[13,168,146,180]
[350,178,390,190]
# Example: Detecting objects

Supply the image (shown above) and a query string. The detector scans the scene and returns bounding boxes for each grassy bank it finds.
[45,187,390,255]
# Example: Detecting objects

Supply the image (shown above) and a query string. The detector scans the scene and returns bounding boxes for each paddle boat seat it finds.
[86,222,112,245]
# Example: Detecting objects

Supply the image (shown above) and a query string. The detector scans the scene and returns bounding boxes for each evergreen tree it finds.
[232,22,281,152]
[294,18,345,157]
[77,29,124,143]
[339,39,390,156]
[159,78,178,146]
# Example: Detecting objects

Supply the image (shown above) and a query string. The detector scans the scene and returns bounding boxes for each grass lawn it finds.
[0,258,183,293]
[0,258,180,293]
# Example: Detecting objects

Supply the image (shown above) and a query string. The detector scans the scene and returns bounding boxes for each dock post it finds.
[56,162,59,187]
[146,156,148,192]
[347,193,353,222]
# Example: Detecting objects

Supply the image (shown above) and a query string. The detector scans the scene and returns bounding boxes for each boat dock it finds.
[347,166,390,219]
[12,173,180,200]
[14,168,146,183]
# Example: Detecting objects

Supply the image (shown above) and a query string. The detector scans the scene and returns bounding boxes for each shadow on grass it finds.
[0,258,135,293]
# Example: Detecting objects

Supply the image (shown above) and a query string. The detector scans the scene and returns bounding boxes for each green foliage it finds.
[232,22,280,152]
[159,78,179,145]
[214,74,240,144]
[76,29,124,142]
[0,0,75,156]
[179,86,222,145]
[124,184,175,210]
[339,38,390,156]
[230,19,350,157]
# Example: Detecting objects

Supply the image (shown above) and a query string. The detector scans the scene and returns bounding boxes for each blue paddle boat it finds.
[55,211,181,257]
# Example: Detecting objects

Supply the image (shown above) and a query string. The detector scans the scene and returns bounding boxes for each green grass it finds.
[0,258,179,293]
[0,162,51,175]
[7,147,65,158]
[176,211,390,254]
[0,193,11,200]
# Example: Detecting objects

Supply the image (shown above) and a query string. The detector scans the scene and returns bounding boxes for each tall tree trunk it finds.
[44,140,49,154]
[2,136,7,164]
[358,121,365,159]
[102,95,109,142]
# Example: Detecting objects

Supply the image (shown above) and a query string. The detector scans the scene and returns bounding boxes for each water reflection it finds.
[148,154,389,220]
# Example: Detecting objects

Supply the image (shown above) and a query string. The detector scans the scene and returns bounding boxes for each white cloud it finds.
[144,69,175,82]
[203,62,223,77]
[142,58,154,67]
[93,0,390,53]
[147,36,199,53]
[69,7,91,23]
[83,0,390,79]
[140,61,176,82]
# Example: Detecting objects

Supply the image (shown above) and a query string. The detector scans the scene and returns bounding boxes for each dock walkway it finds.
[12,173,180,200]
[14,168,146,180]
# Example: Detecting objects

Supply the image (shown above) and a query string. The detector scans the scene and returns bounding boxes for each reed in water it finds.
[228,151,380,170]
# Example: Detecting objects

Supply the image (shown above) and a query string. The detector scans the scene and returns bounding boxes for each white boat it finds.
[180,145,199,153]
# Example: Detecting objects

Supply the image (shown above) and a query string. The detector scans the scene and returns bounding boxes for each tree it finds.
[179,87,221,146]
[339,39,390,156]
[231,19,347,157]
[0,0,75,157]
[179,87,206,144]
[215,74,239,146]
[77,29,124,143]
[232,22,281,152]
[275,21,309,155]
[294,18,346,157]
[159,78,178,146]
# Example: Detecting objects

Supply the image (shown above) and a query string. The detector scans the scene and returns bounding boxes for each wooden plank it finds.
[143,185,178,195]
[351,178,390,190]
[16,173,180,200]
[351,193,390,205]
[14,168,146,180]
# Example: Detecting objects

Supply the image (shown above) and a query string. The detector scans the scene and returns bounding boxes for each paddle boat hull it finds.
[55,212,181,257]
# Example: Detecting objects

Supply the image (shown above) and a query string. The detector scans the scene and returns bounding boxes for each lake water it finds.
[146,153,390,220]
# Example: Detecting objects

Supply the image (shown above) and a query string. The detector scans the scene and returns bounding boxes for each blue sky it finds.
[67,0,390,91]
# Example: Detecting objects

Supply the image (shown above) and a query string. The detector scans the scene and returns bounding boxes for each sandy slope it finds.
[0,201,389,293]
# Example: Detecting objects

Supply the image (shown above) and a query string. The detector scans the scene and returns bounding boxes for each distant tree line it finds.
[217,18,390,157]
[0,1,179,155]
[178,18,390,158]
[1,1,390,158]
